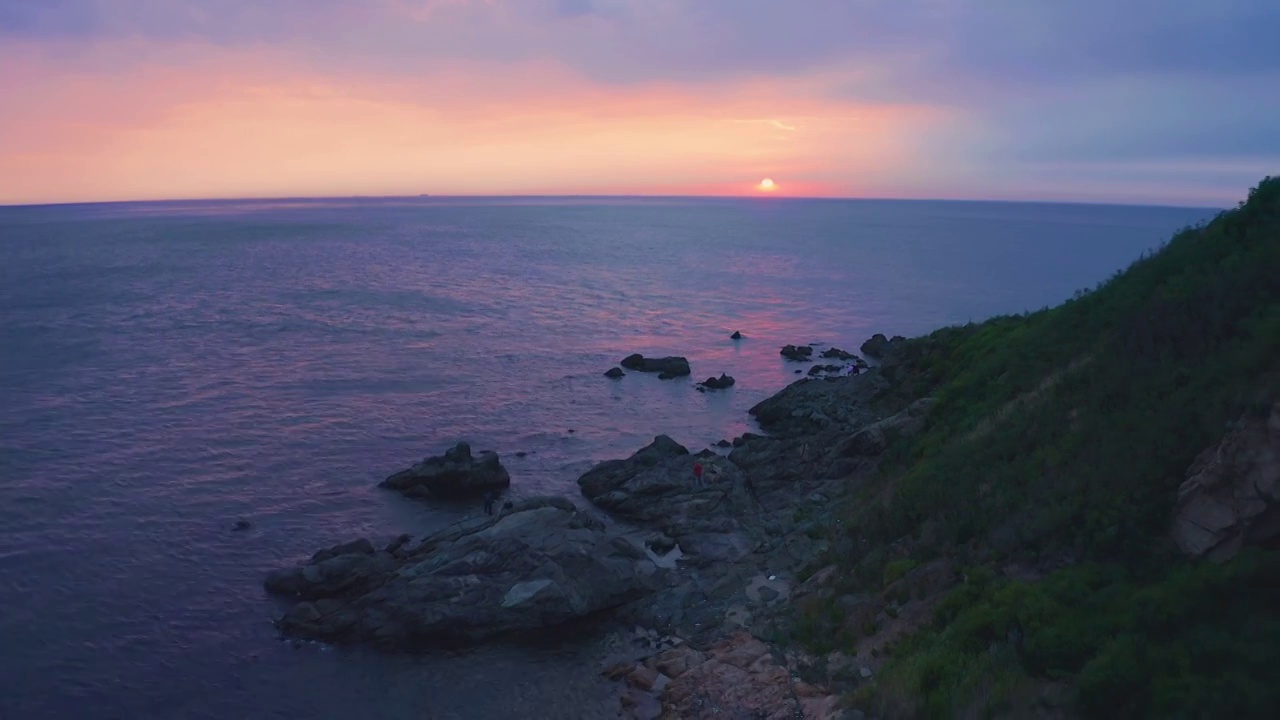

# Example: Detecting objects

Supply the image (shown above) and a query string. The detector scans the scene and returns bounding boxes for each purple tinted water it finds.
[0,197,1215,718]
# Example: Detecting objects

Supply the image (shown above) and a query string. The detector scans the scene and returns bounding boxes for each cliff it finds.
[783,177,1280,718]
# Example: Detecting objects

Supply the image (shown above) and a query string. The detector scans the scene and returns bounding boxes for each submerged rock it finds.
[605,367,626,379]
[264,498,662,648]
[620,354,691,379]
[380,442,510,500]
[779,344,814,362]
[730,331,743,340]
[699,373,736,390]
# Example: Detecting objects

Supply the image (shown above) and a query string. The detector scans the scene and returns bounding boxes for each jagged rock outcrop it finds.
[699,373,736,390]
[578,436,762,562]
[264,497,662,648]
[859,333,905,360]
[621,354,691,379]
[380,441,510,500]
[780,344,814,361]
[748,370,890,437]
[1172,401,1280,561]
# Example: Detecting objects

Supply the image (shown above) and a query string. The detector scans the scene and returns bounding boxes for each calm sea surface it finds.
[0,196,1216,719]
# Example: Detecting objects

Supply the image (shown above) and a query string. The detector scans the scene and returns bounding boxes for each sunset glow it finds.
[758,178,777,192]
[0,2,1274,206]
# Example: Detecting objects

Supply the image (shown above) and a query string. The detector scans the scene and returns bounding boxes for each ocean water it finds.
[0,196,1216,719]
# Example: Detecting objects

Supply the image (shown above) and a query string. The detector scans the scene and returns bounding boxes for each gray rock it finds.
[604,367,625,379]
[819,347,856,361]
[780,344,814,361]
[1172,402,1279,561]
[578,436,761,560]
[264,498,661,648]
[619,354,691,379]
[698,373,736,390]
[730,331,743,340]
[380,442,511,500]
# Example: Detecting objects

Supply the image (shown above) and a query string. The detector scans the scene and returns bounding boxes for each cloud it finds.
[0,1,1275,204]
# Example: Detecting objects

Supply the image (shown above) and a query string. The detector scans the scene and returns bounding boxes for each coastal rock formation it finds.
[698,373,736,390]
[621,354,692,380]
[780,344,814,361]
[731,331,743,340]
[859,333,905,359]
[605,367,626,378]
[1172,401,1280,561]
[749,371,889,436]
[380,441,510,500]
[611,632,848,720]
[264,497,662,648]
[808,364,843,376]
[578,436,761,562]
[819,347,856,361]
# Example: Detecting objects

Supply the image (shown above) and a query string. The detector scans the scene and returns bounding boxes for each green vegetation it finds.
[795,178,1280,718]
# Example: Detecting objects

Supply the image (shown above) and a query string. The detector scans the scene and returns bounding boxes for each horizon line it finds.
[0,192,1227,212]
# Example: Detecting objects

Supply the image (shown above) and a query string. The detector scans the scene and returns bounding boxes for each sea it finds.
[0,196,1217,719]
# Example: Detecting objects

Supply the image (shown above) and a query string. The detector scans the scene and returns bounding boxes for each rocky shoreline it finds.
[264,337,926,718]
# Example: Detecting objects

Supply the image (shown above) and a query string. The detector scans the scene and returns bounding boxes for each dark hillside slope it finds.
[796,177,1280,718]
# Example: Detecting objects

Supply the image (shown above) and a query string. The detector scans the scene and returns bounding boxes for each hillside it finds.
[788,177,1280,718]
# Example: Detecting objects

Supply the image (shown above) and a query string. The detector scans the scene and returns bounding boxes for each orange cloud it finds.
[0,40,948,204]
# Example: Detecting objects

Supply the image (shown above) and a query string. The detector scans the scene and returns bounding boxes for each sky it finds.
[1,0,1277,206]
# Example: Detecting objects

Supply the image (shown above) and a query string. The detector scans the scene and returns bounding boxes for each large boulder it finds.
[699,373,736,390]
[264,497,662,648]
[578,436,761,562]
[1172,402,1280,561]
[859,333,906,360]
[620,354,691,380]
[380,442,510,500]
[748,370,889,437]
[780,345,814,362]
[819,347,856,361]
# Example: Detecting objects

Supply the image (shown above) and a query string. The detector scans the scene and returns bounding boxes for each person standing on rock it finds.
[692,461,704,488]
[483,490,496,516]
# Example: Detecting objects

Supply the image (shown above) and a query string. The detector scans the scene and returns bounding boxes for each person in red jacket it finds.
[692,461,704,487]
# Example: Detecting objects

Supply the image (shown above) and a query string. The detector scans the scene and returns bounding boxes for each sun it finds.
[757,178,777,192]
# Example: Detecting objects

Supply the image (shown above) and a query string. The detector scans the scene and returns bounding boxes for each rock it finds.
[716,440,732,448]
[860,666,873,679]
[808,364,842,376]
[647,535,678,554]
[620,354,691,379]
[794,369,802,374]
[515,451,528,458]
[731,433,763,448]
[698,373,736,390]
[578,437,760,560]
[232,519,252,531]
[380,442,511,500]
[1172,402,1279,561]
[860,333,909,361]
[654,645,705,679]
[748,370,890,436]
[658,632,842,719]
[605,367,626,379]
[780,344,814,361]
[626,665,661,691]
[819,347,856,361]
[730,331,743,340]
[838,398,936,457]
[603,661,634,681]
[264,498,661,648]
[311,538,375,563]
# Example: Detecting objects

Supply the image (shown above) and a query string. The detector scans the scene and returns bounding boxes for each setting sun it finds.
[757,178,777,192]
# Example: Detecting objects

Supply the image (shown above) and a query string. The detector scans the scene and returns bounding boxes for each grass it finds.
[791,177,1280,718]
